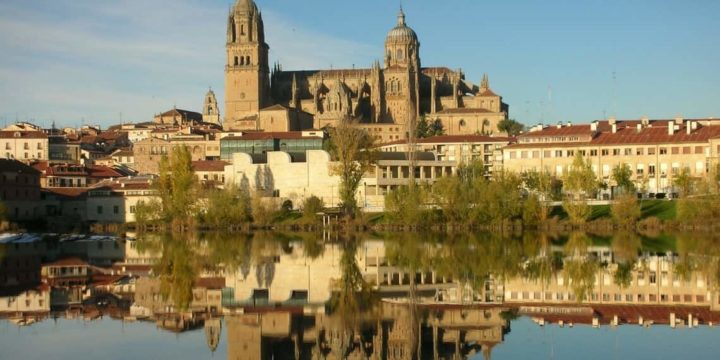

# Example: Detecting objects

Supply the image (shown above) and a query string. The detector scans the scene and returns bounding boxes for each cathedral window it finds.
[240,24,245,36]
[234,56,239,66]
[397,49,404,60]
[240,57,244,65]
[246,56,251,65]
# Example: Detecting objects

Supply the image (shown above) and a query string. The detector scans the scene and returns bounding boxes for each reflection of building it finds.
[504,254,719,310]
[224,1,509,141]
[225,303,510,360]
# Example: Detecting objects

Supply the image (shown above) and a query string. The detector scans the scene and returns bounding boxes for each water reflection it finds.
[1,231,720,359]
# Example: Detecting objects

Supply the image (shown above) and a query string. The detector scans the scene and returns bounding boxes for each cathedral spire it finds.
[481,73,490,91]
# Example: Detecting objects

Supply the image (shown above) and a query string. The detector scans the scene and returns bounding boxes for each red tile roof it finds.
[192,160,228,172]
[435,107,493,114]
[477,89,499,97]
[381,135,511,146]
[43,257,88,267]
[222,131,322,141]
[0,131,48,139]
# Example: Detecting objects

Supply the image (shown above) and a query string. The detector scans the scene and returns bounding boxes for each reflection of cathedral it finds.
[224,0,509,142]
[225,303,509,360]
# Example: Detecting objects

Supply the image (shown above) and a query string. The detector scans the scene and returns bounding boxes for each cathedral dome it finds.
[233,0,258,13]
[385,8,418,44]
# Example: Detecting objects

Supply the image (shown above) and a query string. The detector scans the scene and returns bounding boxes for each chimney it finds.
[692,121,698,130]
[556,122,562,129]
[590,121,598,132]
[675,116,684,125]
[641,116,649,127]
[566,121,572,127]
[686,122,692,135]
[611,123,617,134]
[637,124,642,133]
[608,116,616,126]
[668,120,675,135]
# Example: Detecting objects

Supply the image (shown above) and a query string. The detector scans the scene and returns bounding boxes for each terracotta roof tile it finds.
[435,107,493,114]
[0,131,48,139]
[192,160,228,172]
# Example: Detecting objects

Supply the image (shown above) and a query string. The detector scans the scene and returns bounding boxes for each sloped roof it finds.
[0,130,47,139]
[192,160,228,172]
[0,159,42,175]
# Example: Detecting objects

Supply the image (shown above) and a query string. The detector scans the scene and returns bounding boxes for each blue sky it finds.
[0,0,718,128]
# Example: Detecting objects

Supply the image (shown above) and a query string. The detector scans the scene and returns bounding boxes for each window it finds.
[590,149,598,156]
[97,206,103,215]
[649,271,657,284]
[601,149,609,156]
[555,150,562,157]
[636,148,644,155]
[624,148,632,156]
[648,147,656,155]
[682,146,691,154]
[113,205,119,214]
[671,147,679,155]
[613,149,620,156]
[130,205,136,214]
[567,150,575,157]
[24,142,29,150]
[659,147,667,155]
[695,146,704,154]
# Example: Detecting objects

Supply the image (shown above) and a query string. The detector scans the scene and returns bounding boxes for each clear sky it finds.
[1,0,718,129]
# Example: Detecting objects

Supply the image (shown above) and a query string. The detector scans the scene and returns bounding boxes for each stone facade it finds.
[223,1,509,142]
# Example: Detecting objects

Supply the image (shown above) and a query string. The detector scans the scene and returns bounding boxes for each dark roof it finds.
[0,159,42,175]
[158,108,202,120]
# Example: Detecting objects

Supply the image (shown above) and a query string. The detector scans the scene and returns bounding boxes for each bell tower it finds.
[225,0,270,127]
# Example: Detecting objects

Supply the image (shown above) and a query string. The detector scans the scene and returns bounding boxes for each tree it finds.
[611,163,635,196]
[673,167,693,197]
[563,153,597,225]
[385,182,426,227]
[611,193,641,228]
[327,119,377,217]
[156,145,199,227]
[203,182,251,229]
[497,118,524,136]
[415,116,444,138]
[521,169,555,222]
[301,195,324,223]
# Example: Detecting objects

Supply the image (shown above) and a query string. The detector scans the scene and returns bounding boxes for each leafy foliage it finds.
[497,118,524,136]
[611,163,635,195]
[415,116,445,138]
[328,119,377,217]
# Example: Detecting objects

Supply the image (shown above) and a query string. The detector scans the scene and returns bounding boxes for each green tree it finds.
[301,195,324,223]
[611,193,641,228]
[385,182,426,227]
[521,169,555,222]
[563,153,597,225]
[415,115,430,138]
[497,118,524,136]
[327,119,377,217]
[432,175,473,225]
[611,163,635,196]
[203,182,251,229]
[152,145,199,228]
[673,167,693,197]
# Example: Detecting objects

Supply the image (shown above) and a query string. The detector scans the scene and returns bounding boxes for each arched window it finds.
[239,56,244,65]
[397,49,403,60]
[234,56,239,66]
[240,24,245,36]
[387,50,392,60]
[246,56,251,65]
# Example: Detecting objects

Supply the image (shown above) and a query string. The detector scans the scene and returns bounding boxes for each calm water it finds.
[1,231,719,359]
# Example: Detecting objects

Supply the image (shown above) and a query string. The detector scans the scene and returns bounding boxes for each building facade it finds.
[503,118,720,195]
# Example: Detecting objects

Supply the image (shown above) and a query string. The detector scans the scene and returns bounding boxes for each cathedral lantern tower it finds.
[383,7,420,125]
[225,0,270,127]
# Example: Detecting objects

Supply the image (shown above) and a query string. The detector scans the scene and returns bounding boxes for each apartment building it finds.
[503,117,720,195]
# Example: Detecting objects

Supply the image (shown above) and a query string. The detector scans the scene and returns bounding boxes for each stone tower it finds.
[224,0,270,126]
[383,7,420,126]
[202,88,221,124]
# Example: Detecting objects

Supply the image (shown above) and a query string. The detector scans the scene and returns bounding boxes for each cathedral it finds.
[223,0,509,142]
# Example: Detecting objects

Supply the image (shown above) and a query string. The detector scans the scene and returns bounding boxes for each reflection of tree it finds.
[145,233,205,311]
[676,232,720,290]
[563,232,598,302]
[611,231,641,288]
[328,236,377,333]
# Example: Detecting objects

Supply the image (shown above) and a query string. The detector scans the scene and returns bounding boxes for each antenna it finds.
[611,71,617,118]
[547,85,553,123]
